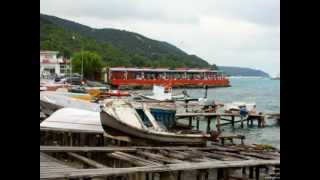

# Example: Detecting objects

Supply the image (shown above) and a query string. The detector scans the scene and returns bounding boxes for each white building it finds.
[40,50,70,78]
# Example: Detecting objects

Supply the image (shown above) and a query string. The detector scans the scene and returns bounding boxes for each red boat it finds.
[106,67,230,89]
[105,89,130,97]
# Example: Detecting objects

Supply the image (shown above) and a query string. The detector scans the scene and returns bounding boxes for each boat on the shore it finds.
[139,85,184,101]
[40,91,100,115]
[100,99,212,145]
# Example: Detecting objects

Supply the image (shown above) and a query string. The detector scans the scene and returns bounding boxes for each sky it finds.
[40,0,280,76]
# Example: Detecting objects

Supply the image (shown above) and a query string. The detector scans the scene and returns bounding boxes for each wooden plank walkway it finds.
[40,159,279,179]
[40,145,247,153]
[40,145,280,179]
[40,152,76,175]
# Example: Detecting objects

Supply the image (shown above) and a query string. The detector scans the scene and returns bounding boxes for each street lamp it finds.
[72,35,84,81]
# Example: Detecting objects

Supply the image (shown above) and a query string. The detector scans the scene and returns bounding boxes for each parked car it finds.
[66,76,81,85]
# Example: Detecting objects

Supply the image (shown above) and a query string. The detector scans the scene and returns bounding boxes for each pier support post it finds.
[223,169,230,180]
[240,117,244,128]
[242,167,246,175]
[249,167,254,178]
[255,166,260,180]
[258,119,262,128]
[217,169,223,180]
[216,115,221,132]
[231,116,235,127]
[207,117,211,133]
[189,117,192,128]
[196,118,200,131]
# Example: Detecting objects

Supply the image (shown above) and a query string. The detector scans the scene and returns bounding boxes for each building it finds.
[106,67,230,89]
[40,50,70,78]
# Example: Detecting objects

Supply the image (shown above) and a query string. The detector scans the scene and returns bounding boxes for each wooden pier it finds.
[40,145,280,180]
[176,112,267,132]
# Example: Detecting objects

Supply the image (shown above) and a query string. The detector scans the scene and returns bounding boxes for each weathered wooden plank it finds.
[176,113,239,118]
[40,159,280,179]
[67,152,108,168]
[239,152,276,160]
[211,151,251,160]
[201,152,238,161]
[40,146,137,152]
[136,151,185,164]
[107,151,161,166]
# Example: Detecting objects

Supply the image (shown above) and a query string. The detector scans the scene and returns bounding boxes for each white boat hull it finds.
[100,109,209,145]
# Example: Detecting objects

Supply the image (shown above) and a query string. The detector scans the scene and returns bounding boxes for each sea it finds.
[137,77,280,149]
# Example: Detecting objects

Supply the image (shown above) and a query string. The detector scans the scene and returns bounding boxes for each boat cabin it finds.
[106,67,230,88]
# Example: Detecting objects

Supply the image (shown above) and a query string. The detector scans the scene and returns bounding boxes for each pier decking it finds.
[176,112,266,132]
[40,145,280,180]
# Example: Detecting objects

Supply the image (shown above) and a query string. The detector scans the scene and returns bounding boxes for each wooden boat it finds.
[100,100,211,145]
[40,91,100,115]
[139,85,185,101]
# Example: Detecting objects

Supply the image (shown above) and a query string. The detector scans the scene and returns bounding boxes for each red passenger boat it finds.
[106,67,230,89]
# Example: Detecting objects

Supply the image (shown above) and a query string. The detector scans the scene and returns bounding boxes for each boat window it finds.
[135,109,153,127]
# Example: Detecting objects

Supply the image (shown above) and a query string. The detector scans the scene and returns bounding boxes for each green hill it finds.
[218,66,270,77]
[40,14,214,68]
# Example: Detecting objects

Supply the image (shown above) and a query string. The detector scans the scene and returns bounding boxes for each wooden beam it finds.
[67,152,108,168]
[107,151,161,166]
[40,160,280,179]
[136,151,185,164]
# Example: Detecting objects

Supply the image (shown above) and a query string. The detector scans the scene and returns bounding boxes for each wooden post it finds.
[242,167,246,175]
[207,117,211,133]
[250,119,253,126]
[216,115,221,132]
[258,119,262,128]
[217,169,223,180]
[255,166,260,180]
[240,117,244,128]
[249,167,254,178]
[69,132,73,146]
[223,168,229,180]
[189,117,192,128]
[231,116,235,127]
[196,118,200,130]
[177,171,182,180]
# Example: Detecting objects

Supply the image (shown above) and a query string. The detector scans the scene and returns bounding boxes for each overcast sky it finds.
[40,0,280,76]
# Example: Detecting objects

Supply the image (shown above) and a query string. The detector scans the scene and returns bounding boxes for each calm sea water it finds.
[136,77,280,149]
[183,77,280,149]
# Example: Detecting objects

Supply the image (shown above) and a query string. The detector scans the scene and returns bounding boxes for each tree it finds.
[72,51,104,80]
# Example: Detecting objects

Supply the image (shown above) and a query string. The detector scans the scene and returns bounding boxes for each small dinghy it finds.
[100,99,211,145]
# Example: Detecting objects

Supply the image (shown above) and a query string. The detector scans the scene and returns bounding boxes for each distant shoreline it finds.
[228,76,268,79]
